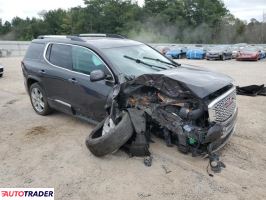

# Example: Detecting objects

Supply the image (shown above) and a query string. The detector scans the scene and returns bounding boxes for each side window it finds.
[49,44,72,70]
[72,46,109,76]
[45,43,52,60]
[25,43,45,60]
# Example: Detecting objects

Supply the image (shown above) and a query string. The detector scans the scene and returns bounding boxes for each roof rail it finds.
[37,33,126,41]
[38,35,65,39]
[78,33,126,39]
[37,35,85,42]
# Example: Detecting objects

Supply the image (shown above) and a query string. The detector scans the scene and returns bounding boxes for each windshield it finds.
[242,47,258,52]
[102,44,175,77]
[189,47,205,50]
[210,46,227,51]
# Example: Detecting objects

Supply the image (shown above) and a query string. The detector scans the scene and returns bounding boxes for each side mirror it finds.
[90,69,106,82]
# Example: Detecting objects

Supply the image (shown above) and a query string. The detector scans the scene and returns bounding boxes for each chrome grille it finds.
[208,87,237,123]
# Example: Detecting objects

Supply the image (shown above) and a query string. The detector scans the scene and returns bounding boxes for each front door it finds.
[68,45,114,121]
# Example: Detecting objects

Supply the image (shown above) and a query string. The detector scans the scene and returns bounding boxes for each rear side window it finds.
[48,44,72,70]
[25,43,45,60]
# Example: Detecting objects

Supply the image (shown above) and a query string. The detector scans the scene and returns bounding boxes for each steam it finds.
[0,31,16,40]
[127,18,266,44]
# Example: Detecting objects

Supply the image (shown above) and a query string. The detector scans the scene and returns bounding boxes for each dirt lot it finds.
[1,57,266,200]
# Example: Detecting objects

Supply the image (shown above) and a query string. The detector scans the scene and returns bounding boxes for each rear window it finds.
[48,44,72,70]
[25,43,45,60]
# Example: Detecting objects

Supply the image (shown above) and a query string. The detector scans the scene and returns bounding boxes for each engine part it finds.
[144,156,153,167]
[204,124,223,143]
[126,108,150,157]
[209,153,226,173]
[163,129,173,147]
[179,106,204,120]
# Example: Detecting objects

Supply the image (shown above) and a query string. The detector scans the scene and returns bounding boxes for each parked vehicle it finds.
[186,47,206,59]
[257,46,266,59]
[165,46,187,59]
[22,35,237,159]
[231,46,240,59]
[206,46,232,60]
[153,45,170,55]
[236,46,260,61]
[233,43,247,49]
[0,64,4,77]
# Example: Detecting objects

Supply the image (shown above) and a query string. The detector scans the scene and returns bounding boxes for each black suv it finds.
[22,35,237,157]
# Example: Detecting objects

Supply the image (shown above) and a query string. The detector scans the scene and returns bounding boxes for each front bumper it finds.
[237,55,258,61]
[206,54,221,60]
[209,107,238,152]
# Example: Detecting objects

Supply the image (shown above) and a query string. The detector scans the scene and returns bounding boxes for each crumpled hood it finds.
[157,65,233,98]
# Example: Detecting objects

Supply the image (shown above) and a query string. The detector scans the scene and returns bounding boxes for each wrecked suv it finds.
[22,35,237,160]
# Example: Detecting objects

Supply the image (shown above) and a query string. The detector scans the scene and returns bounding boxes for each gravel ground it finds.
[0,57,266,200]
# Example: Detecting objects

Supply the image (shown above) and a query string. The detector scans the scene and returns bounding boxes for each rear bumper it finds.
[210,107,238,153]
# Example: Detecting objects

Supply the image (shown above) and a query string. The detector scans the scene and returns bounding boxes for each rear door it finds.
[43,43,75,114]
[23,42,46,89]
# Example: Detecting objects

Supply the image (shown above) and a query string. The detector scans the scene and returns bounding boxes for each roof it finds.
[35,35,143,50]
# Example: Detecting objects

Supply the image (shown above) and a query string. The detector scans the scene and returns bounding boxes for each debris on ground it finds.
[237,84,266,96]
[143,156,153,167]
[161,165,172,174]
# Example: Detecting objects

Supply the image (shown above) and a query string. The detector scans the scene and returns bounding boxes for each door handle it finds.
[68,78,78,84]
[39,69,46,74]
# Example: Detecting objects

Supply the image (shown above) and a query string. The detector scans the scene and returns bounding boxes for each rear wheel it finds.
[30,83,52,115]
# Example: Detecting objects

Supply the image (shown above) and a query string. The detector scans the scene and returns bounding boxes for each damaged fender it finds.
[86,72,237,161]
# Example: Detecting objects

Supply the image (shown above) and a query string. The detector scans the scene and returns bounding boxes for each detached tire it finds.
[86,112,134,157]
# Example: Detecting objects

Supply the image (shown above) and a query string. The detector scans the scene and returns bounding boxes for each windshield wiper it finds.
[143,56,181,67]
[123,55,168,70]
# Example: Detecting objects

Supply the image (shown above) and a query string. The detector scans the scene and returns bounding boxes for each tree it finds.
[0,0,265,43]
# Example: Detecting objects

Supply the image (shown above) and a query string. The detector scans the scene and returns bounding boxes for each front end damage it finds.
[86,73,238,172]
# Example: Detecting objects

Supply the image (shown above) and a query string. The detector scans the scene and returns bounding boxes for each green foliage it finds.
[0,0,265,43]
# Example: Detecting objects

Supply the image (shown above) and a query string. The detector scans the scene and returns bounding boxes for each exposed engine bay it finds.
[86,74,238,174]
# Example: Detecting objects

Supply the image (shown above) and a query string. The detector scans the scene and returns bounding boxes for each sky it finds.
[0,0,266,23]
